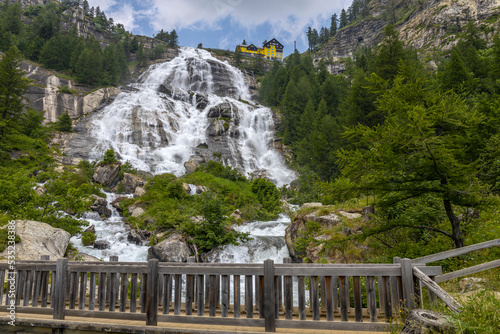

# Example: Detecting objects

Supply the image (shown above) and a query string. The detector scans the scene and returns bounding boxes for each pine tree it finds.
[438,48,471,93]
[374,25,407,81]
[82,0,89,12]
[169,29,178,47]
[136,43,147,66]
[0,46,29,136]
[330,14,338,36]
[339,9,348,28]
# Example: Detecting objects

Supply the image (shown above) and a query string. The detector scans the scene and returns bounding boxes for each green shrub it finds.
[57,85,77,94]
[102,148,118,165]
[251,178,281,213]
[81,231,96,246]
[55,112,72,132]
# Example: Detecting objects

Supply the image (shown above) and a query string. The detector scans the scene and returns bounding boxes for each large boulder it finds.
[128,229,154,245]
[89,195,112,218]
[148,232,191,262]
[93,240,111,250]
[0,220,70,260]
[93,162,121,188]
[121,173,145,194]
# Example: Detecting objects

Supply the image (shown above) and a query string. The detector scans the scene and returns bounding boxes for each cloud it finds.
[106,3,139,31]
[87,0,118,12]
[147,0,350,43]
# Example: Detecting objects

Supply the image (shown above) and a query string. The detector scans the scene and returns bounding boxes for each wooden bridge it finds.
[0,239,498,333]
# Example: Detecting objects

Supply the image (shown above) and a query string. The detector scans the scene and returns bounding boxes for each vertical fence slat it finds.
[339,276,349,322]
[391,257,401,313]
[332,275,339,313]
[89,272,96,311]
[146,259,158,326]
[353,276,363,322]
[15,270,24,306]
[209,275,216,317]
[310,276,320,321]
[383,276,393,322]
[98,272,106,311]
[197,274,204,316]
[120,273,128,313]
[255,275,260,314]
[140,273,147,313]
[41,270,49,308]
[428,276,437,306]
[245,275,253,318]
[298,276,306,320]
[283,258,293,320]
[274,275,280,320]
[234,275,240,318]
[366,276,377,322]
[186,274,193,316]
[221,275,229,318]
[24,270,33,306]
[79,272,87,310]
[401,258,415,311]
[378,275,386,315]
[259,275,265,319]
[68,272,76,309]
[162,275,170,314]
[53,258,68,320]
[174,274,182,315]
[325,276,334,321]
[32,270,42,307]
[130,273,137,313]
[264,259,275,332]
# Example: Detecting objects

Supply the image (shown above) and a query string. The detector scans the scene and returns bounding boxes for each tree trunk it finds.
[443,199,464,248]
[400,309,455,334]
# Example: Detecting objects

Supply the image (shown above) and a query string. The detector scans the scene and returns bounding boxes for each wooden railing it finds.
[404,238,500,313]
[0,257,443,332]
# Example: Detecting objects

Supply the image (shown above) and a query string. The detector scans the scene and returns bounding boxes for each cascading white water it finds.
[74,47,295,262]
[88,47,295,186]
[70,192,149,261]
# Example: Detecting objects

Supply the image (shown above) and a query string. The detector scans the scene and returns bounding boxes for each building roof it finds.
[263,38,284,49]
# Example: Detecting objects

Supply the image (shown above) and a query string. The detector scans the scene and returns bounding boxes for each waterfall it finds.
[72,47,295,262]
[87,47,295,187]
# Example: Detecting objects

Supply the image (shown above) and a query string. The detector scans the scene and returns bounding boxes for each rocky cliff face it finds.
[22,61,122,123]
[315,0,500,73]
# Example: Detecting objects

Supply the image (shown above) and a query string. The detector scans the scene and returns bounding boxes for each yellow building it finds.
[235,38,284,60]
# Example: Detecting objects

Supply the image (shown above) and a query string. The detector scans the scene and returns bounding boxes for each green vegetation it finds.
[120,161,282,253]
[102,148,118,165]
[81,231,96,246]
[0,228,20,252]
[261,23,500,254]
[55,112,72,132]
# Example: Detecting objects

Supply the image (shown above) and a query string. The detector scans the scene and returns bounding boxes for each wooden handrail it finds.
[435,259,500,283]
[412,238,500,264]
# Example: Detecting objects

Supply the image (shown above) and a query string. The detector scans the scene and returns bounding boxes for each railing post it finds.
[401,258,415,312]
[263,259,276,332]
[53,258,68,320]
[391,257,401,313]
[146,259,159,326]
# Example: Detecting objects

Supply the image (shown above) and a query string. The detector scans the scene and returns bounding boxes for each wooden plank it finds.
[391,257,401,314]
[413,266,462,313]
[89,272,96,311]
[353,276,363,322]
[197,274,204,316]
[413,238,500,264]
[15,270,24,305]
[320,276,327,314]
[186,274,194,316]
[339,276,349,322]
[112,271,120,311]
[140,273,147,313]
[23,270,33,306]
[401,258,415,311]
[284,271,293,320]
[325,276,334,321]
[245,275,253,319]
[221,275,229,317]
[378,275,385,315]
[310,276,320,321]
[275,275,281,319]
[41,270,49,308]
[68,271,76,309]
[120,273,128,313]
[428,276,437,306]
[234,275,241,318]
[276,319,391,331]
[255,275,260,314]
[274,266,403,277]
[0,270,5,305]
[79,272,87,310]
[263,259,275,332]
[130,273,137,313]
[366,276,377,322]
[383,276,392,321]
[32,270,42,307]
[208,275,216,317]
[98,272,106,312]
[435,259,500,283]
[332,275,339,313]
[157,314,265,327]
[50,270,56,308]
[53,258,68,320]
[259,275,264,319]
[64,309,145,321]
[298,276,305,320]
[162,275,170,314]
[216,275,220,309]
[173,274,181,315]
[146,259,159,326]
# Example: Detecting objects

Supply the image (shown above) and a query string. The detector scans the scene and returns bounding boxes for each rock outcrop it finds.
[0,220,70,260]
[147,232,192,262]
[89,195,112,218]
[120,173,145,194]
[92,162,121,189]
